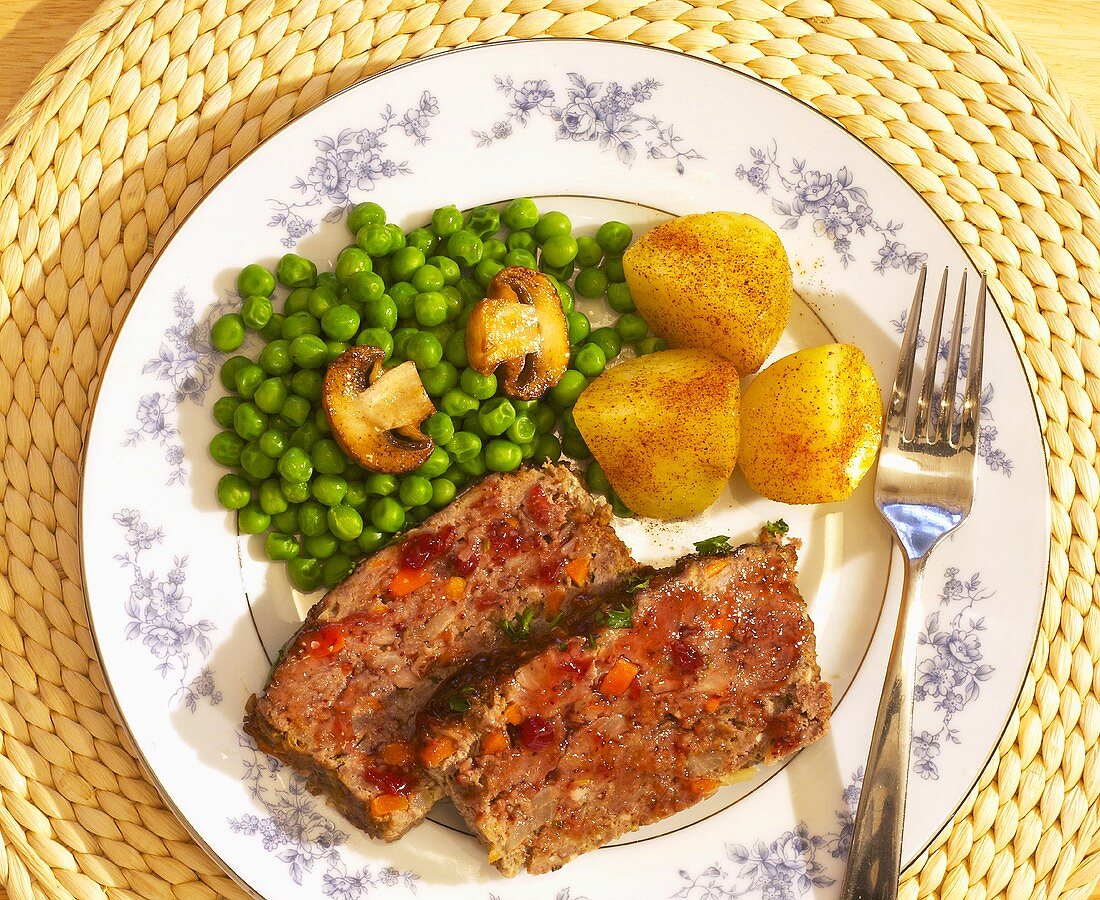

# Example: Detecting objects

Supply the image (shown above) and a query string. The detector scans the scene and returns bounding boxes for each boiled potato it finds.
[623,212,792,374]
[573,349,740,519]
[740,344,882,504]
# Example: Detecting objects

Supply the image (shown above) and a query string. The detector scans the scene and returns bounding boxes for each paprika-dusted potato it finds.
[623,212,792,374]
[740,344,883,504]
[573,349,741,519]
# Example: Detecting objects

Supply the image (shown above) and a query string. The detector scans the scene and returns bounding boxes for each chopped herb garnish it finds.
[584,633,599,650]
[556,640,570,652]
[694,534,734,556]
[764,518,790,537]
[547,611,566,629]
[597,603,634,629]
[624,573,652,595]
[446,685,475,712]
[501,606,537,643]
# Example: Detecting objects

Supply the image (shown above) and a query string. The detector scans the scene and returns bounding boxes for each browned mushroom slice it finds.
[322,346,435,473]
[465,266,570,400]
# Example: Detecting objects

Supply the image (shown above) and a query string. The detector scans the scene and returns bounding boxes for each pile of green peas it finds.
[208,198,665,592]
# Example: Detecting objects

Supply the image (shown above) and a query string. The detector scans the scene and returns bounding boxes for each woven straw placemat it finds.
[1,1,1098,898]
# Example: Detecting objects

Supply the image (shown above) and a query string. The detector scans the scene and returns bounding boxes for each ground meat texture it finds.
[244,465,638,840]
[418,538,831,876]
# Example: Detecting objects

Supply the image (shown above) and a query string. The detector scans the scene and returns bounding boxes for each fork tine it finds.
[886,266,927,439]
[916,268,950,441]
[960,273,987,448]
[937,271,967,443]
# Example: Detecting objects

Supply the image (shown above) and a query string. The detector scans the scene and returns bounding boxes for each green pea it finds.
[444,331,469,367]
[241,295,273,331]
[587,327,623,360]
[541,234,578,268]
[296,501,326,537]
[425,477,454,509]
[407,227,438,256]
[503,198,540,231]
[259,429,288,459]
[309,440,344,477]
[371,497,406,533]
[532,433,562,464]
[312,473,348,507]
[232,402,266,441]
[410,264,442,294]
[575,235,603,268]
[460,368,497,400]
[258,479,288,515]
[507,231,536,253]
[281,312,321,341]
[575,267,608,298]
[607,282,634,313]
[287,557,322,592]
[356,327,394,359]
[436,387,472,419]
[602,255,626,283]
[389,282,417,318]
[534,211,571,243]
[317,305,357,342]
[272,506,300,534]
[532,404,557,434]
[234,363,265,399]
[446,430,482,462]
[357,223,393,257]
[348,201,386,233]
[506,415,536,444]
[596,220,632,254]
[209,431,245,467]
[281,479,311,503]
[358,296,395,331]
[504,248,537,269]
[220,356,251,392]
[521,440,537,461]
[349,272,386,304]
[322,554,355,588]
[290,422,322,451]
[447,230,484,267]
[466,205,501,240]
[284,288,311,315]
[462,412,488,441]
[385,223,406,251]
[617,313,649,342]
[485,439,522,472]
[414,291,448,327]
[358,528,387,553]
[217,473,252,510]
[429,255,461,286]
[440,286,463,322]
[255,340,289,376]
[278,447,313,483]
[365,473,399,497]
[457,276,483,305]
[540,259,574,282]
[431,205,464,237]
[260,312,285,342]
[457,454,488,477]
[399,476,433,507]
[391,246,427,282]
[262,532,299,563]
[421,360,458,397]
[478,397,516,436]
[389,328,416,360]
[561,431,591,460]
[574,343,607,378]
[289,334,328,369]
[241,442,277,479]
[586,461,612,494]
[417,445,451,479]
[307,289,338,319]
[277,253,317,289]
[301,533,337,560]
[636,336,668,355]
[610,492,634,519]
[447,467,470,489]
[555,279,575,314]
[289,370,323,402]
[238,264,276,298]
[332,245,371,283]
[424,412,454,445]
[213,396,242,429]
[327,504,364,541]
[550,370,589,409]
[253,377,288,415]
[567,311,591,345]
[405,332,443,370]
[482,239,507,263]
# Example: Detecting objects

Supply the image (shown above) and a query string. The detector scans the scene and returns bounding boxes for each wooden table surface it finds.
[1,1,1099,899]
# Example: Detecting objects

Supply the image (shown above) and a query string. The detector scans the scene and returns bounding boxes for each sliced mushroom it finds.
[322,346,435,473]
[466,266,570,400]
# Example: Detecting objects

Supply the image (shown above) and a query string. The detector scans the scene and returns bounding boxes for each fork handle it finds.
[840,555,926,900]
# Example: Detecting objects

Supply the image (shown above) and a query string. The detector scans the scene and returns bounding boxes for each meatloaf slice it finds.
[245,464,637,840]
[418,537,831,876]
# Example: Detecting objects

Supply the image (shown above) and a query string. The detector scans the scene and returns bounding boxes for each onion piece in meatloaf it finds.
[418,536,832,876]
[244,465,638,840]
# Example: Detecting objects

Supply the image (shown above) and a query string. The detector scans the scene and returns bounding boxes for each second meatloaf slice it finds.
[418,537,832,875]
[245,464,637,840]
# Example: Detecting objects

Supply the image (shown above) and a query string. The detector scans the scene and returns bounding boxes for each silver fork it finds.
[840,266,987,900]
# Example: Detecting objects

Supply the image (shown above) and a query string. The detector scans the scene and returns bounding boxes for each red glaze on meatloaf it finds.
[418,537,831,875]
[244,465,637,839]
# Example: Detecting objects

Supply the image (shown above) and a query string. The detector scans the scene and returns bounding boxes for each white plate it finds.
[81,39,1049,900]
